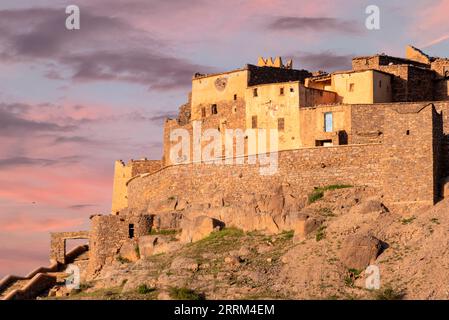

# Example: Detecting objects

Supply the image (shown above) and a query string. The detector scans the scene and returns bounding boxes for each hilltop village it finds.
[2,45,449,300]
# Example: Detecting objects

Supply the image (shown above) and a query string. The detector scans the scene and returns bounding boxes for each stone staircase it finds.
[0,245,88,300]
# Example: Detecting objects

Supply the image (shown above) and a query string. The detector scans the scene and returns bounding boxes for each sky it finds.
[0,0,448,278]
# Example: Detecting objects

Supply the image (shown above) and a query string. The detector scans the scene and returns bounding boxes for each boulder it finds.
[180,215,225,243]
[289,213,322,241]
[119,241,140,262]
[170,256,199,271]
[175,199,189,211]
[350,197,388,215]
[151,212,183,230]
[224,255,242,265]
[339,233,384,269]
[138,235,178,258]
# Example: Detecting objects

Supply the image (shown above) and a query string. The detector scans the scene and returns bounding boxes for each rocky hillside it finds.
[43,186,449,300]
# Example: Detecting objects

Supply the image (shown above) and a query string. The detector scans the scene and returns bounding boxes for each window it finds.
[324,112,333,132]
[128,224,135,239]
[280,87,284,95]
[233,94,237,101]
[211,104,218,114]
[253,88,258,97]
[252,115,257,129]
[316,139,333,147]
[290,87,294,93]
[201,107,206,118]
[349,83,355,92]
[379,80,382,88]
[278,118,285,131]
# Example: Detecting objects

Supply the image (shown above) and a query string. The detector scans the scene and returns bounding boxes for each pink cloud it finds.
[0,214,85,233]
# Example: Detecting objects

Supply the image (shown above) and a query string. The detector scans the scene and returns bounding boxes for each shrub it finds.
[344,268,362,287]
[308,190,324,204]
[169,287,205,300]
[315,226,326,241]
[148,229,179,236]
[308,185,353,204]
[137,284,155,294]
[373,287,405,300]
[401,216,416,225]
[116,255,131,264]
[279,230,294,240]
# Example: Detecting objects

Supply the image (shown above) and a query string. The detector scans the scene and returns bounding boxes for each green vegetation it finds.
[308,185,353,204]
[169,287,205,300]
[116,255,131,264]
[315,226,327,241]
[279,230,294,240]
[68,286,124,300]
[344,268,362,287]
[318,207,336,217]
[148,229,179,236]
[430,218,440,225]
[137,284,156,295]
[373,287,405,300]
[401,216,416,225]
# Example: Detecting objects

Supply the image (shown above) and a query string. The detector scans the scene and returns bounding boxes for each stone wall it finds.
[247,64,311,86]
[431,58,449,77]
[163,97,246,166]
[87,214,152,275]
[352,55,435,102]
[50,231,90,264]
[112,159,162,214]
[352,55,429,71]
[381,104,441,208]
[128,144,385,214]
[131,102,444,216]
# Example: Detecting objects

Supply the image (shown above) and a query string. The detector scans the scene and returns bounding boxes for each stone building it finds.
[50,45,449,276]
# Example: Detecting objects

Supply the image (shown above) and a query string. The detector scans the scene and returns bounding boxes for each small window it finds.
[349,83,355,92]
[233,94,237,101]
[379,80,382,88]
[406,130,410,135]
[211,104,218,114]
[253,88,258,97]
[324,112,333,132]
[319,91,323,97]
[128,224,135,239]
[316,139,333,147]
[252,115,257,129]
[290,87,294,93]
[280,87,284,95]
[278,118,285,131]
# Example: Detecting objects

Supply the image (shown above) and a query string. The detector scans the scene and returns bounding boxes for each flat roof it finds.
[331,68,393,77]
[192,67,248,81]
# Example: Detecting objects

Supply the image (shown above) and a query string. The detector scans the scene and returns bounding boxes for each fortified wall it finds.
[128,102,443,217]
